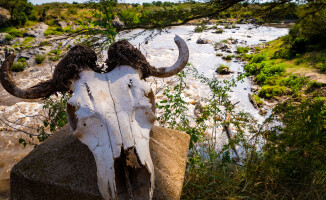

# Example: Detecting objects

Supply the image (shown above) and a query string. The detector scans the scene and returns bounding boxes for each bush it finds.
[250,53,267,64]
[5,34,14,43]
[40,40,51,46]
[215,64,229,73]
[280,74,308,95]
[216,53,223,56]
[318,63,326,73]
[258,85,286,98]
[236,46,249,54]
[12,61,27,72]
[214,28,223,34]
[225,55,232,60]
[253,94,263,105]
[194,24,207,33]
[35,54,46,64]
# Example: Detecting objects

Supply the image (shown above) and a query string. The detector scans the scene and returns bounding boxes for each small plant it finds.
[224,24,229,29]
[35,54,46,64]
[48,49,62,61]
[5,34,14,43]
[225,55,232,60]
[40,40,51,46]
[194,24,207,33]
[258,85,286,98]
[215,64,230,73]
[252,94,263,105]
[236,46,250,54]
[214,28,224,34]
[216,53,223,56]
[231,24,236,29]
[12,61,27,72]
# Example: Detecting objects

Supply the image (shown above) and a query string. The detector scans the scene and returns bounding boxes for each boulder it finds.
[0,33,10,45]
[196,38,212,44]
[57,21,67,29]
[71,24,80,31]
[10,125,190,200]
[0,7,10,26]
[112,16,125,29]
[23,23,48,38]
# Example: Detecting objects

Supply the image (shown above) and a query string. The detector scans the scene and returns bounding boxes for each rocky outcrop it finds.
[0,7,10,26]
[10,125,190,200]
[57,21,67,29]
[112,16,125,29]
[23,23,48,38]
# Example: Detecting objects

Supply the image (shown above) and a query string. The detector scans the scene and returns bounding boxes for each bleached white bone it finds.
[67,66,155,200]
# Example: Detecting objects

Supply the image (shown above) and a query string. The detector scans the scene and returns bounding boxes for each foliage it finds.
[215,64,229,73]
[258,85,286,98]
[225,55,232,60]
[236,46,249,54]
[36,94,71,142]
[12,61,27,72]
[252,94,263,105]
[0,27,25,37]
[194,23,207,33]
[35,54,46,64]
[0,0,36,26]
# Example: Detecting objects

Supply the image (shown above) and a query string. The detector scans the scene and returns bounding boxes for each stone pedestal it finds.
[10,125,190,200]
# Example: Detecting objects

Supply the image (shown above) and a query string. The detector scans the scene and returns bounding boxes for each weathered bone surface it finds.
[67,67,156,199]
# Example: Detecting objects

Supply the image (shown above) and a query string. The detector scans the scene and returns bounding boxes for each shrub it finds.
[5,34,14,43]
[318,63,326,73]
[49,55,60,61]
[12,61,27,72]
[35,54,46,64]
[250,53,267,64]
[216,53,223,56]
[280,74,308,95]
[194,24,207,33]
[258,85,286,98]
[215,64,229,73]
[40,40,51,46]
[214,28,223,34]
[225,55,232,60]
[252,94,263,105]
[236,46,249,54]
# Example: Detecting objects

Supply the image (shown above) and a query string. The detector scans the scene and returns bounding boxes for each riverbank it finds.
[243,37,326,109]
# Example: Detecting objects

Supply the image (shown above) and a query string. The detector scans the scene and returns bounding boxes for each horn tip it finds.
[174,35,182,42]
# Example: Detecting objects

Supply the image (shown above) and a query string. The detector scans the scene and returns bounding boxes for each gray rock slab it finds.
[11,125,190,200]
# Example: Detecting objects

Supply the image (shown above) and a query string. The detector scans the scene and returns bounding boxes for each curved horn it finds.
[150,35,189,78]
[0,53,56,99]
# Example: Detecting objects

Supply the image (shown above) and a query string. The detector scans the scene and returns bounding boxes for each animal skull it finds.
[0,35,189,200]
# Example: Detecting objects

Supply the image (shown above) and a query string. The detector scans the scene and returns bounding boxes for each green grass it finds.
[216,64,229,73]
[12,61,27,72]
[252,94,263,105]
[0,27,25,37]
[22,37,34,47]
[216,53,223,56]
[44,26,64,36]
[35,54,46,64]
[236,46,250,54]
[225,55,232,60]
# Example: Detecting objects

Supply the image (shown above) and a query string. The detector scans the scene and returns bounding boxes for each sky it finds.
[29,0,187,5]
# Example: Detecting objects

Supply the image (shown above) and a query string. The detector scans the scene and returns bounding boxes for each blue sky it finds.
[30,0,187,5]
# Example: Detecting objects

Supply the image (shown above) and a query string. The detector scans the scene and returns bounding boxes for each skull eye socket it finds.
[83,123,86,126]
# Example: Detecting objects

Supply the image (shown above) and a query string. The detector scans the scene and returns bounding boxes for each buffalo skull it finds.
[0,35,189,200]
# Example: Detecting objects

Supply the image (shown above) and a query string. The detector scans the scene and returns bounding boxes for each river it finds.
[0,24,288,196]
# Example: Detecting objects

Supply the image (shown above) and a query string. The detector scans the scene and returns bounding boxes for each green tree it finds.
[0,0,35,26]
